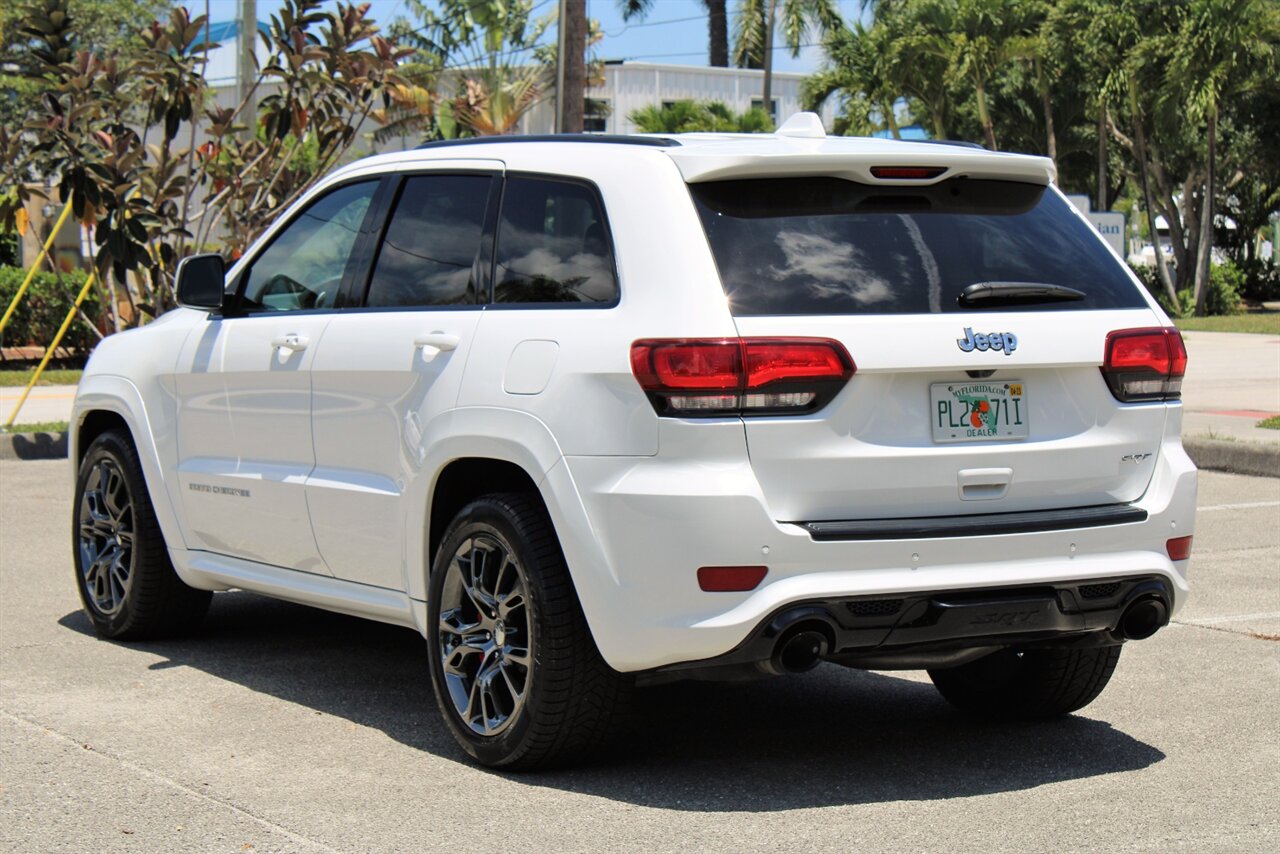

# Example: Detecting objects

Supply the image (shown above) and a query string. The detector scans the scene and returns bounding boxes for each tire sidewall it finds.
[72,431,146,637]
[426,500,546,767]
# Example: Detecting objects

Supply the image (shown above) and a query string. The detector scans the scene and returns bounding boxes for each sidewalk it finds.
[1179,331,1280,443]
[0,384,78,426]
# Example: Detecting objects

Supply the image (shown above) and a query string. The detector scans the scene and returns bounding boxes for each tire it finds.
[73,430,211,639]
[928,645,1123,719]
[426,493,631,770]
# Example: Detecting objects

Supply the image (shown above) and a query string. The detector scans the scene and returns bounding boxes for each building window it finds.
[584,98,611,134]
[750,97,780,123]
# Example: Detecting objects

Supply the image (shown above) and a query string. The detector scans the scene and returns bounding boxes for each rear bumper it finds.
[657,575,1171,676]
[544,424,1196,673]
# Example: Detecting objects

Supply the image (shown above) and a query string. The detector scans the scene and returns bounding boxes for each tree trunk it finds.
[1193,106,1217,316]
[931,106,946,140]
[1036,58,1056,169]
[706,0,728,67]
[975,80,996,150]
[1149,141,1188,279]
[884,101,900,139]
[559,0,586,133]
[1126,84,1176,310]
[1096,107,1107,211]
[761,1,776,121]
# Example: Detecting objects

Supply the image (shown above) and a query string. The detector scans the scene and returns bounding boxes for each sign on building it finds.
[1066,194,1126,257]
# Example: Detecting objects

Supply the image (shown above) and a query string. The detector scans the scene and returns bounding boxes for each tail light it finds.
[1101,327,1187,402]
[631,337,854,417]
[869,166,947,180]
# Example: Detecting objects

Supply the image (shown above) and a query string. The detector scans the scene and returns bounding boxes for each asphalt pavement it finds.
[1,460,1277,852]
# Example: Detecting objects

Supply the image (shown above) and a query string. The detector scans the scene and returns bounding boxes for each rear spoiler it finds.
[666,138,1056,187]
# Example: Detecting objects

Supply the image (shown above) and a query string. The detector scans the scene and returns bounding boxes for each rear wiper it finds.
[958,281,1086,306]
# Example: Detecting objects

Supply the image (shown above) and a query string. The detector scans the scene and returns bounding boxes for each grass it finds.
[0,368,83,387]
[1174,314,1280,334]
[6,420,69,434]
[1258,415,1280,431]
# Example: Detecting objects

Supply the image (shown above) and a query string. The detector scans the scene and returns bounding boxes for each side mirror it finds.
[175,253,227,311]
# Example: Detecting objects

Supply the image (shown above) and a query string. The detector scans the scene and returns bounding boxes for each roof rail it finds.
[415,134,681,151]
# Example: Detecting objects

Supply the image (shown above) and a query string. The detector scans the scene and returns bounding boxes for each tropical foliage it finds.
[629,100,774,134]
[806,0,1280,315]
[0,0,405,328]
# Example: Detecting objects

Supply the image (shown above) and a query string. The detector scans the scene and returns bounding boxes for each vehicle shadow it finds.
[59,590,1165,812]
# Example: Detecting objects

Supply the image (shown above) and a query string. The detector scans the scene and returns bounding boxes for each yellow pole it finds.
[0,201,74,335]
[3,269,96,431]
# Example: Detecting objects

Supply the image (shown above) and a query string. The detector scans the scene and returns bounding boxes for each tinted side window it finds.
[690,177,1146,315]
[493,177,618,305]
[364,174,493,308]
[242,181,377,312]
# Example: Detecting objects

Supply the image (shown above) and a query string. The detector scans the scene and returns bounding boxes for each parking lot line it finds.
[1175,611,1280,625]
[1197,500,1280,512]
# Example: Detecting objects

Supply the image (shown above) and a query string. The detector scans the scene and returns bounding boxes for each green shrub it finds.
[1130,261,1245,317]
[1235,257,1280,304]
[0,265,103,356]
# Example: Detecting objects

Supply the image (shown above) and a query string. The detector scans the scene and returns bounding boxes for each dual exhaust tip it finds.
[764,625,831,676]
[1117,596,1168,641]
[761,594,1170,675]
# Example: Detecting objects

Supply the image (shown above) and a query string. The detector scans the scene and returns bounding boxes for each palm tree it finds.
[617,1,729,67]
[1157,0,1279,314]
[734,0,842,121]
[391,0,555,138]
[913,0,1032,150]
[628,99,773,133]
[805,21,903,138]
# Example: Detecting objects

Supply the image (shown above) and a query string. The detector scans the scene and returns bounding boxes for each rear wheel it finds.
[426,493,631,770]
[73,430,211,639]
[928,645,1122,719]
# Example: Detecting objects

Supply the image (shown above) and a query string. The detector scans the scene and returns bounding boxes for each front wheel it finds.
[73,430,211,639]
[928,645,1123,719]
[426,493,631,770]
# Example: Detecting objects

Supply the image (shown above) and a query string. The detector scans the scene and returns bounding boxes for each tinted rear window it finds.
[689,177,1145,315]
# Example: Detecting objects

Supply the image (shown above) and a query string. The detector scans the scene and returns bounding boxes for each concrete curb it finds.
[0,431,68,461]
[1184,437,1280,478]
[2,430,1277,478]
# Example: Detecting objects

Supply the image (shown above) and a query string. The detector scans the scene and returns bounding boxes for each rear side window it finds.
[689,177,1146,315]
[493,177,618,305]
[364,174,493,307]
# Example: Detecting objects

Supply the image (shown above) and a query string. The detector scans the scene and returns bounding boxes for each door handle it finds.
[414,332,460,352]
[271,333,309,353]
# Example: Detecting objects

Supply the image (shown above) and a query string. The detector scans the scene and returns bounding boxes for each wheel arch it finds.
[71,375,189,554]
[408,408,630,669]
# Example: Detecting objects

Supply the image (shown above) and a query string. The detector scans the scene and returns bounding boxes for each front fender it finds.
[71,374,189,554]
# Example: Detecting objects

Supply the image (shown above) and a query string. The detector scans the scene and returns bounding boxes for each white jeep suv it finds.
[70,115,1196,769]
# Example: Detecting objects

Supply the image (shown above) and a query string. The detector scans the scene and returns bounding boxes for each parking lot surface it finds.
[1,460,1277,853]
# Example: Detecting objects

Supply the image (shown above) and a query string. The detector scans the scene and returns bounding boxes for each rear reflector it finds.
[870,166,947,180]
[697,566,768,592]
[1166,535,1193,561]
[631,338,854,417]
[1101,327,1187,402]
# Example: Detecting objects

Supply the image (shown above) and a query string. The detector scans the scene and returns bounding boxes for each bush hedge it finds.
[1130,262,1245,318]
[0,264,104,356]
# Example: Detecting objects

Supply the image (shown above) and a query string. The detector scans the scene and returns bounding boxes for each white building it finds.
[522,61,837,135]
[202,21,836,145]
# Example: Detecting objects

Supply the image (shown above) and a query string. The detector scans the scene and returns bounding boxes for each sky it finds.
[194,0,868,74]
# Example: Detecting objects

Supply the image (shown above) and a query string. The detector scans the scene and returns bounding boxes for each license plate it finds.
[930,381,1029,443]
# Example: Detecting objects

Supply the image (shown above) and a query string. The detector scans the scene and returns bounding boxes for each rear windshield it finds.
[689,177,1145,315]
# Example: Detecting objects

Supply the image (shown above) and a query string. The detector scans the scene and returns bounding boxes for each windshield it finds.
[689,177,1146,316]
